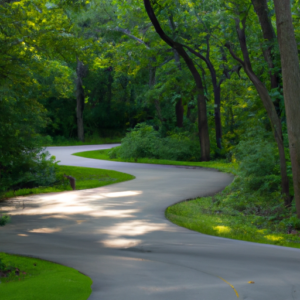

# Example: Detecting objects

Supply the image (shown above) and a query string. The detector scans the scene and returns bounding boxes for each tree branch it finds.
[113,27,151,49]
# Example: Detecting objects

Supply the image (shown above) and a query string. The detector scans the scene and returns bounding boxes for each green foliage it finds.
[0,214,10,226]
[235,128,281,193]
[166,197,300,248]
[117,123,201,161]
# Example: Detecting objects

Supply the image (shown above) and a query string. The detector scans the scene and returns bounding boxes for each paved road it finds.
[1,145,300,300]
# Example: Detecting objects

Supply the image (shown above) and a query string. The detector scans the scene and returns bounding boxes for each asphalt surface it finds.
[1,145,300,300]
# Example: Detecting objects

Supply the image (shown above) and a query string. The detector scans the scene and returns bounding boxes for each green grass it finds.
[0,253,92,300]
[44,136,121,147]
[73,148,238,174]
[166,188,300,249]
[2,165,135,199]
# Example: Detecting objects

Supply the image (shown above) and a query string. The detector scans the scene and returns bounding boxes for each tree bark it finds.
[251,0,281,115]
[143,0,210,161]
[226,18,291,206]
[183,41,223,149]
[173,50,184,128]
[76,59,86,142]
[274,0,300,217]
[149,63,165,123]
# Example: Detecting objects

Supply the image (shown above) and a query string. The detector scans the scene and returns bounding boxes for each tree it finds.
[251,0,282,116]
[224,3,291,206]
[143,0,211,161]
[273,0,300,217]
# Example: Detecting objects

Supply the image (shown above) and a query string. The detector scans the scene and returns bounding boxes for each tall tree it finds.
[273,0,300,217]
[76,59,87,142]
[251,0,282,115]
[225,13,291,206]
[143,0,210,161]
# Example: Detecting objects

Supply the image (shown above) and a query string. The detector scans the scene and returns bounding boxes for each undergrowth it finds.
[166,179,300,248]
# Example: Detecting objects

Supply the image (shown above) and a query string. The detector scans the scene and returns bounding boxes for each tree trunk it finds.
[274,0,300,217]
[143,0,210,161]
[214,85,222,149]
[149,63,164,123]
[182,43,223,149]
[226,18,291,206]
[76,59,86,142]
[173,50,184,128]
[251,0,282,115]
[175,98,184,127]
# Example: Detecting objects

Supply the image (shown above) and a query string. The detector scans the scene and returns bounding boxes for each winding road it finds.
[1,145,300,300]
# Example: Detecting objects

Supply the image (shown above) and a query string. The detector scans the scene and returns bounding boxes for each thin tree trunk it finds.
[251,0,282,115]
[175,98,184,127]
[226,18,291,206]
[214,85,222,149]
[173,50,184,128]
[149,63,164,124]
[144,0,210,161]
[183,42,223,149]
[76,59,86,142]
[274,0,300,217]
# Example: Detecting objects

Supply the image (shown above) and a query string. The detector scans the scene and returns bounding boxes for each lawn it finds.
[166,196,300,249]
[2,165,135,199]
[0,253,92,300]
[73,148,237,174]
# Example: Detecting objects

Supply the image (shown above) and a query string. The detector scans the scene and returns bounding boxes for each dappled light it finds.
[101,238,142,248]
[264,235,284,242]
[213,226,232,234]
[4,189,143,219]
[103,191,142,198]
[28,227,62,234]
[98,220,169,237]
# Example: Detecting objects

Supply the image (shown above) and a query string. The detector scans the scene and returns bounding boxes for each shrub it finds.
[117,123,201,161]
[235,128,281,193]
[0,214,10,226]
[0,150,59,196]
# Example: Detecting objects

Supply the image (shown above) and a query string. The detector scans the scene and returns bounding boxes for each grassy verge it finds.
[44,136,121,147]
[166,180,300,248]
[73,148,238,174]
[0,253,92,300]
[2,165,135,199]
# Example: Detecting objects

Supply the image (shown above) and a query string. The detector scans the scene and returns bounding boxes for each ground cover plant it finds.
[0,253,92,300]
[1,165,134,199]
[166,184,300,249]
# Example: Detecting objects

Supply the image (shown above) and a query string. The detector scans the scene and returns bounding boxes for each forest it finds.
[1,0,300,236]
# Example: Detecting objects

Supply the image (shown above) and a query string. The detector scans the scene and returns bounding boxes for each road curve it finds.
[1,145,300,300]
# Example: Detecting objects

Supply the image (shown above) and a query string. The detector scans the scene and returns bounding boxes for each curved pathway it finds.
[1,145,300,300]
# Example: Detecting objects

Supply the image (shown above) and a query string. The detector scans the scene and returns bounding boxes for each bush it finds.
[117,123,201,161]
[235,128,281,193]
[0,150,59,196]
[0,214,10,226]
